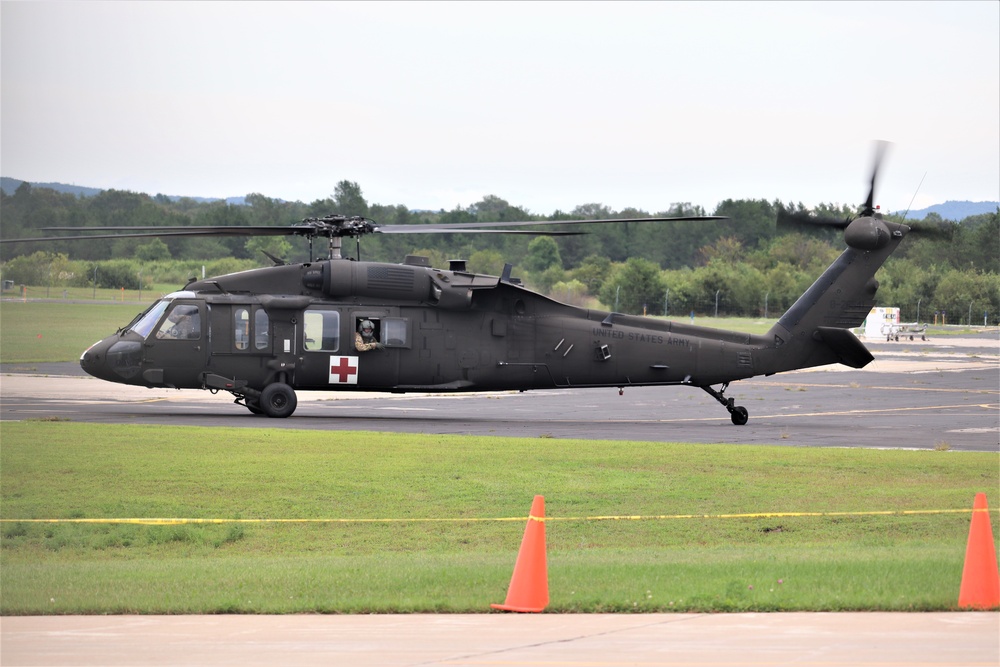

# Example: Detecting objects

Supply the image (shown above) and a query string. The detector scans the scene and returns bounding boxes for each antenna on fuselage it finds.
[900,171,927,221]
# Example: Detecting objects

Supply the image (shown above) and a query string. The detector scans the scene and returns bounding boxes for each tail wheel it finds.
[701,383,749,425]
[259,382,298,418]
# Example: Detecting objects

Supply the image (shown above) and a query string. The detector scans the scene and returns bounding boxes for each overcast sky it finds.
[2,1,998,216]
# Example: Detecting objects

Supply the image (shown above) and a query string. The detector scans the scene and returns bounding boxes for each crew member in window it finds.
[355,319,384,352]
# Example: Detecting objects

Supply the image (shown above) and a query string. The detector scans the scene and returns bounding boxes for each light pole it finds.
[715,290,721,318]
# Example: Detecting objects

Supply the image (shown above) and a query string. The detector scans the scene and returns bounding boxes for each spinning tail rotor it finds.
[776,141,951,240]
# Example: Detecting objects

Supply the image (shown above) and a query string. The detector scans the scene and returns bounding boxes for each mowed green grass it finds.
[0,301,145,364]
[1,422,996,613]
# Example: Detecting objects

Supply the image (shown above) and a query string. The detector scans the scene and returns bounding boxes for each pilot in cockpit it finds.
[156,305,199,340]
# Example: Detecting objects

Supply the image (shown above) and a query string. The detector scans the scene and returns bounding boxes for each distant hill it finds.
[0,177,242,205]
[902,200,998,221]
[1,177,103,199]
[2,177,996,221]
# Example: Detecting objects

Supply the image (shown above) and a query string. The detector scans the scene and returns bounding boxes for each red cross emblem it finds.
[329,356,359,384]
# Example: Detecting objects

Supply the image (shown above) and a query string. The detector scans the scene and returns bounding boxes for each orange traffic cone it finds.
[958,493,1000,609]
[492,495,548,612]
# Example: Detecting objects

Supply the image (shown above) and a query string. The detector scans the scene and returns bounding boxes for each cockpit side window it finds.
[155,304,201,340]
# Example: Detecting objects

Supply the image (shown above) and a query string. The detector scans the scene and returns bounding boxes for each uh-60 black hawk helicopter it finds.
[8,147,938,422]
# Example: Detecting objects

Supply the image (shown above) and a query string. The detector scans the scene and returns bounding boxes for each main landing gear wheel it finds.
[259,382,298,418]
[730,406,749,426]
[700,383,749,425]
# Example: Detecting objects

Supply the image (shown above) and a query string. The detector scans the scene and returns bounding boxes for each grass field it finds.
[0,301,145,364]
[0,284,179,361]
[1,422,996,614]
[2,284,179,303]
[2,296,997,614]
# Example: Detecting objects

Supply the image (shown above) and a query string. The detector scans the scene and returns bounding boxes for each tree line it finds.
[1,180,997,323]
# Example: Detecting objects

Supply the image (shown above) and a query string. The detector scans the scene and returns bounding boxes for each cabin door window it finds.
[303,309,341,352]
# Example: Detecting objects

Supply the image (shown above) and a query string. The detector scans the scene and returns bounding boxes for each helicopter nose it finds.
[80,339,106,378]
[80,337,144,382]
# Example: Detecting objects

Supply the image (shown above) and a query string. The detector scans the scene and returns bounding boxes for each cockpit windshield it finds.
[127,291,196,338]
[129,300,170,338]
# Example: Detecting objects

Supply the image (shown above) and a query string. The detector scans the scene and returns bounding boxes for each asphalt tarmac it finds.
[2,333,998,451]
[1,333,998,665]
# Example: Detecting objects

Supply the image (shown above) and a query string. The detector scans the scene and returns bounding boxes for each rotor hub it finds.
[292,215,378,239]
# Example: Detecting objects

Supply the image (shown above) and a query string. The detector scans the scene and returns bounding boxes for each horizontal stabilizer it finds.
[816,326,874,369]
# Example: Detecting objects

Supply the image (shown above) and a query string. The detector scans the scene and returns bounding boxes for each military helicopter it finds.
[4,146,930,423]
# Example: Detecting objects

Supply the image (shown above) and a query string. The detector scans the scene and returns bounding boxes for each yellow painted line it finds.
[747,403,999,420]
[867,386,998,394]
[1,508,993,526]
[544,508,995,522]
[0,517,529,526]
[543,403,999,425]
[765,381,999,394]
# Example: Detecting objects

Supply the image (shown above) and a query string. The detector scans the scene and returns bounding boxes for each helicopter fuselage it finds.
[81,259,767,401]
[79,214,908,422]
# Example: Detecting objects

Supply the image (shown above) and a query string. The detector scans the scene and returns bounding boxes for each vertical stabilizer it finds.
[758,218,909,374]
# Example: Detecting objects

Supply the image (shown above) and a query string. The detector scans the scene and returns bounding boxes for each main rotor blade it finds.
[3,214,727,244]
[40,225,295,234]
[7,225,585,243]
[1,227,298,243]
[43,215,725,233]
[377,228,584,236]
[376,215,727,232]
